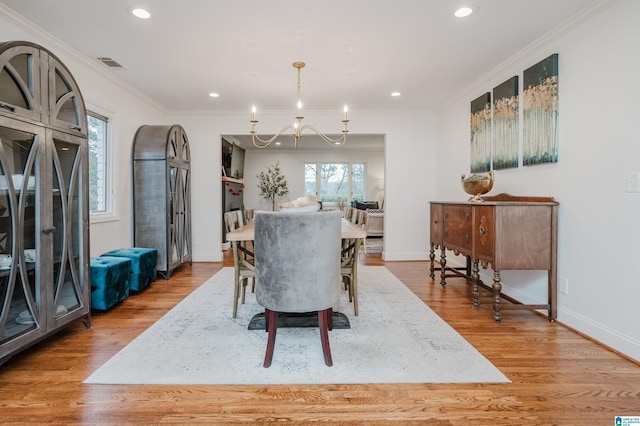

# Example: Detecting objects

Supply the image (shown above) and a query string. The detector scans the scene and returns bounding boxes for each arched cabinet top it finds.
[132,124,191,163]
[0,40,87,136]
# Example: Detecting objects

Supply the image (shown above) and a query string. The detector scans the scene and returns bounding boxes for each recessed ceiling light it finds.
[208,92,220,98]
[132,8,151,19]
[391,92,401,97]
[275,141,282,146]
[455,7,473,18]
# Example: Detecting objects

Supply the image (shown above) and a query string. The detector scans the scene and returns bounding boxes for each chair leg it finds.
[318,308,333,366]
[241,278,247,304]
[352,272,359,317]
[232,273,240,319]
[263,309,278,368]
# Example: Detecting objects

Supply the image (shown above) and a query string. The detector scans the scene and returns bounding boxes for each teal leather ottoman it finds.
[90,256,131,311]
[100,248,158,292]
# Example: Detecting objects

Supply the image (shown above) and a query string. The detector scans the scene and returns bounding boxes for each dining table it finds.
[226,217,366,242]
[226,217,366,328]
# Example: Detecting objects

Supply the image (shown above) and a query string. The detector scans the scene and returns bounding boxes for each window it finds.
[87,109,115,220]
[305,162,365,204]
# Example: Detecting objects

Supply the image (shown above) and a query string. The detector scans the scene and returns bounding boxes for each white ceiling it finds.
[1,0,598,115]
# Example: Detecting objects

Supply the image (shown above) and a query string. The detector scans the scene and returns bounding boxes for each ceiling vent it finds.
[97,57,125,69]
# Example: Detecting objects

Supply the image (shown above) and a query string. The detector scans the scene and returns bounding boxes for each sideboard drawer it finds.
[474,205,495,259]
[443,205,473,251]
[430,203,443,246]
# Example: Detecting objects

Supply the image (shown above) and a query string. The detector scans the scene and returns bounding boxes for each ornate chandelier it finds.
[250,62,349,149]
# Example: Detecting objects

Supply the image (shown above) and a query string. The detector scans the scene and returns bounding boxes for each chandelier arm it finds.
[251,124,296,148]
[299,124,348,146]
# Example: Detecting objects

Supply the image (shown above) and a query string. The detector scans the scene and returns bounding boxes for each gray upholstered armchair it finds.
[253,211,342,368]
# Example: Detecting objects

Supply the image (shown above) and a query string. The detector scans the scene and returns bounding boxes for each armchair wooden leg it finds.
[318,308,333,366]
[263,309,278,368]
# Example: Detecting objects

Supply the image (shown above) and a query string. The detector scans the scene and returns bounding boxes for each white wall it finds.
[171,110,436,263]
[435,0,640,361]
[1,7,168,257]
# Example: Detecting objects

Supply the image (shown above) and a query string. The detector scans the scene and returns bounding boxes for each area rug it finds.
[84,267,509,385]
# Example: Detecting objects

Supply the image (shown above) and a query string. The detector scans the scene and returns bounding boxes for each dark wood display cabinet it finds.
[0,41,90,366]
[429,194,559,323]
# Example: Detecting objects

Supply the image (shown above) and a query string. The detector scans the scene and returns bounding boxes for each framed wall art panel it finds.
[492,76,519,170]
[523,53,559,166]
[470,92,491,173]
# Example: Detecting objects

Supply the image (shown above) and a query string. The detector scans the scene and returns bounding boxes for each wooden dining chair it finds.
[342,206,353,221]
[254,211,342,367]
[224,210,255,318]
[340,236,361,316]
[244,208,255,224]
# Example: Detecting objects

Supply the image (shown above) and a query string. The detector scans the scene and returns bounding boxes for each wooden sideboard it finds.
[429,194,559,322]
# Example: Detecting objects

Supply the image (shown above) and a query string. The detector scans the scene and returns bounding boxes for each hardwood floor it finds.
[1,251,638,425]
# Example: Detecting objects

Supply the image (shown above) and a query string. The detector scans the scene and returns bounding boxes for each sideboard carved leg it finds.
[493,271,503,323]
[472,260,480,310]
[439,248,447,288]
[429,243,436,280]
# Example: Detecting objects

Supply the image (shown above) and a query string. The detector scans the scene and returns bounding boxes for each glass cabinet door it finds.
[0,43,42,123]
[178,128,190,163]
[0,120,44,348]
[49,131,87,328]
[47,56,87,136]
[168,165,179,265]
[177,128,191,263]
[180,167,191,261]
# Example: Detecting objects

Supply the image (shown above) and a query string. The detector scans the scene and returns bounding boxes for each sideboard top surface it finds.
[430,193,558,206]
